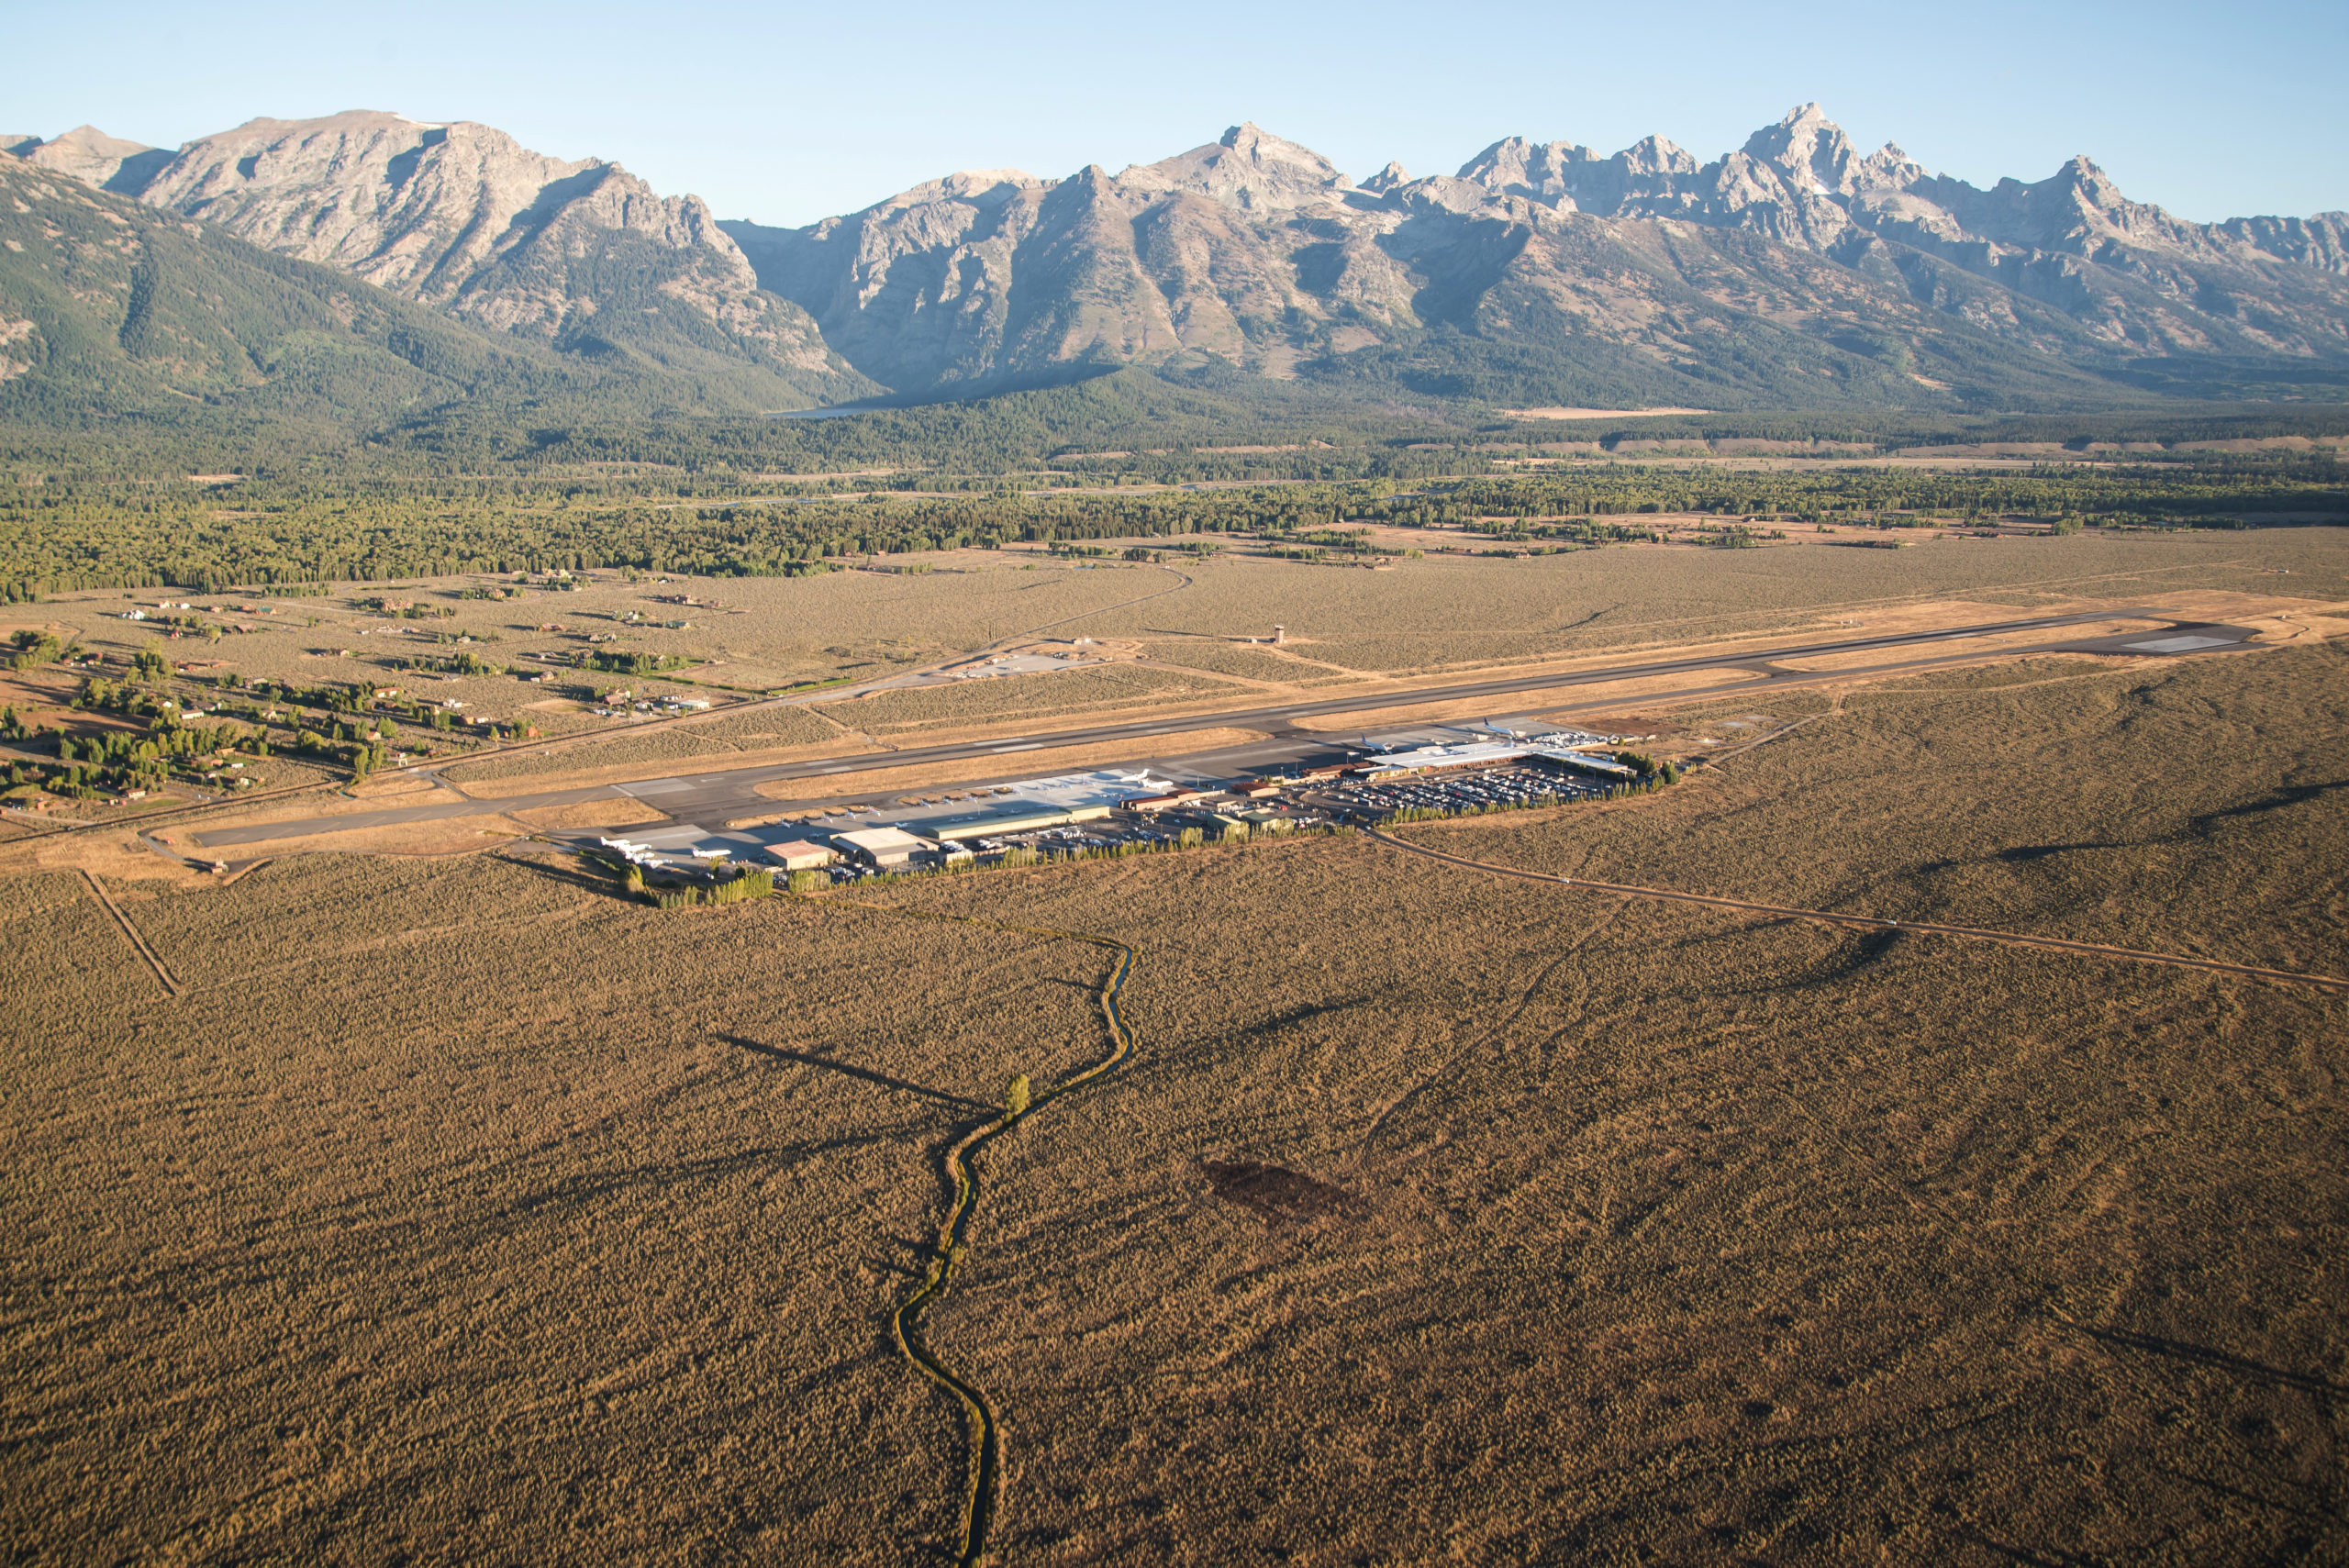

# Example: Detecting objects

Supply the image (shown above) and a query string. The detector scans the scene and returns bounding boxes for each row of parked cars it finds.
[1334,763,1609,817]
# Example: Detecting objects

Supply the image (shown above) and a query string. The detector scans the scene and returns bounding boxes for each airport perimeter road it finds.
[191,609,2255,850]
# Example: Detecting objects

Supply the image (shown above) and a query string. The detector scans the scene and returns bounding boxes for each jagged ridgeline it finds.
[721,108,2349,406]
[2,103,2346,471]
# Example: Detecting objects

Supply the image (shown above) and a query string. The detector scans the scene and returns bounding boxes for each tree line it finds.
[0,454,2336,597]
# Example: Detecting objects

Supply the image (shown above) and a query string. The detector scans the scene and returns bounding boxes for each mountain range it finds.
[6,106,2346,428]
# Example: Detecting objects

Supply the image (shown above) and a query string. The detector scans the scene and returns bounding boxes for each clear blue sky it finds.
[7,0,2343,226]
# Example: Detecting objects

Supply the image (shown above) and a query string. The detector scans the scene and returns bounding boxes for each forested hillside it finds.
[2,112,2344,506]
[8,113,877,409]
[0,158,883,458]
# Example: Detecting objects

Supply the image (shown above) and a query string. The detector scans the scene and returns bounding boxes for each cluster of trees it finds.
[1696,525,1783,548]
[226,675,370,716]
[356,596,456,619]
[1431,457,2347,528]
[210,674,462,742]
[569,649,687,675]
[1612,753,1681,784]
[23,707,267,798]
[6,630,74,671]
[74,674,184,722]
[403,651,505,677]
[626,863,774,907]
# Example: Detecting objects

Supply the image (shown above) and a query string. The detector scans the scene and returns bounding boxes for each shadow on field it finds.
[506,1135,903,1218]
[2073,1324,2349,1397]
[1936,778,2347,871]
[1199,1159,1370,1224]
[495,847,629,898]
[1726,924,1909,995]
[727,1034,992,1111]
[2189,777,2349,832]
[1994,841,2129,863]
[1226,995,1383,1045]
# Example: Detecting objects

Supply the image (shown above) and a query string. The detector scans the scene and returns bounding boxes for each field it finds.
[2,614,2343,1562]
[30,524,2349,724]
[814,664,1244,737]
[437,703,851,787]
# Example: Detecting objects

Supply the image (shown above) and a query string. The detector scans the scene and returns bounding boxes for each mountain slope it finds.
[727,111,2349,408]
[0,156,870,439]
[7,125,175,195]
[9,106,2346,421]
[7,112,875,407]
[1449,106,2349,378]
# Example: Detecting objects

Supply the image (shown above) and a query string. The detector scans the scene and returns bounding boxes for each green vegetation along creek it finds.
[861,906,1142,1568]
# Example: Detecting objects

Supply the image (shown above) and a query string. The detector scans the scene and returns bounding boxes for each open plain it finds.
[2,521,2344,1563]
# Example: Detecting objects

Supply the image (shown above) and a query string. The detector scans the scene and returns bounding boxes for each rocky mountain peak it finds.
[1854,141,1932,193]
[133,113,600,300]
[1119,123,1351,212]
[1445,139,1570,213]
[10,109,865,401]
[1742,102,1860,195]
[2057,154,2119,195]
[2029,155,2165,242]
[880,169,1047,211]
[17,101,2347,418]
[7,124,176,195]
[1618,134,1698,178]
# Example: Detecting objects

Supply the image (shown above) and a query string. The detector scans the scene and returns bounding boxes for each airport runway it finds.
[192,608,2257,849]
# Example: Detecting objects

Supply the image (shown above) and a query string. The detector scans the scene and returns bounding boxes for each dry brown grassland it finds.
[37,529,2348,795]
[329,527,2349,802]
[437,704,852,790]
[1,624,2343,1562]
[813,664,1244,737]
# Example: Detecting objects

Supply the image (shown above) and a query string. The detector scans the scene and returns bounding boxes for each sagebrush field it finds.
[3,625,2342,1562]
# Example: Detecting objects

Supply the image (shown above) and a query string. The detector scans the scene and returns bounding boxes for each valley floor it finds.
[1,539,2344,1564]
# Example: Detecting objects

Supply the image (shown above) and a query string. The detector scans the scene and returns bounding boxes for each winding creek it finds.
[859,906,1141,1566]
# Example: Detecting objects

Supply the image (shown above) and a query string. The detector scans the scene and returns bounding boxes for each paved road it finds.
[192,608,2254,849]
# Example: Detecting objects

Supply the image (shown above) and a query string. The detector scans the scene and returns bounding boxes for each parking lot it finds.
[1327,762,1614,818]
[793,758,1622,884]
[811,802,1343,883]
